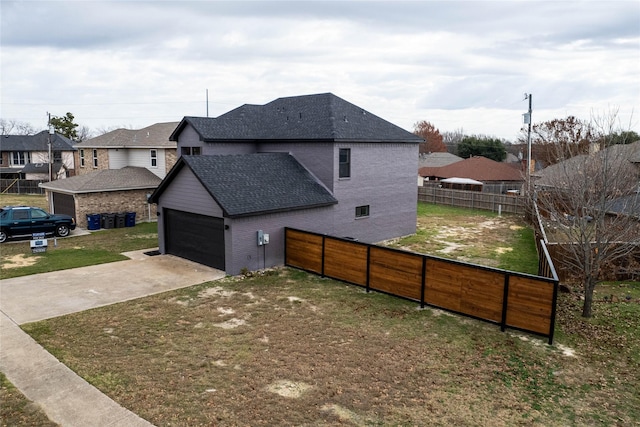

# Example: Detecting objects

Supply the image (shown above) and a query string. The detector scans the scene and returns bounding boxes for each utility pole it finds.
[523,94,533,192]
[206,89,209,117]
[47,112,54,182]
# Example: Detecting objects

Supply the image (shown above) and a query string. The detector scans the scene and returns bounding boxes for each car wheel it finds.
[0,230,7,243]
[55,224,70,237]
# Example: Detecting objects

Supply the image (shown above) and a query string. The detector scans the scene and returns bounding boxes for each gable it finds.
[152,153,338,218]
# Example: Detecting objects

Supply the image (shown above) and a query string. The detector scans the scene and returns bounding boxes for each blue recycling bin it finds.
[86,214,101,230]
[125,212,136,227]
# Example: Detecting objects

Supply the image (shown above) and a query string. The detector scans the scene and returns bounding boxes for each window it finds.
[355,205,370,218]
[150,149,157,167]
[181,146,201,156]
[339,148,350,178]
[31,208,48,219]
[92,149,98,168]
[79,149,85,167]
[10,151,30,166]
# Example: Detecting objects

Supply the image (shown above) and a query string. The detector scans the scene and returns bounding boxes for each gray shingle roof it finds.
[154,153,338,218]
[20,162,64,174]
[171,93,423,143]
[39,166,161,193]
[0,131,76,152]
[75,122,179,148]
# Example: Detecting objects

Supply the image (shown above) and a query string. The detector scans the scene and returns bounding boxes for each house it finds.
[0,131,76,181]
[419,156,524,193]
[39,167,161,226]
[149,93,422,274]
[73,122,179,179]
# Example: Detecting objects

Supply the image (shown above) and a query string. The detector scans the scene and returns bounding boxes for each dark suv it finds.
[0,206,76,243]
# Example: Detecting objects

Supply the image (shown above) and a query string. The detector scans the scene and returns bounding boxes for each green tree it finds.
[457,135,506,162]
[50,112,79,141]
[603,130,640,146]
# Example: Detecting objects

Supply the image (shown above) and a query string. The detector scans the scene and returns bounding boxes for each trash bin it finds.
[115,213,126,228]
[125,212,136,227]
[86,213,101,230]
[101,213,115,229]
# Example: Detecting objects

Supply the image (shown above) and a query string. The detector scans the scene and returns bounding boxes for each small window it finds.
[92,149,98,168]
[181,146,201,156]
[339,148,350,178]
[79,149,85,167]
[355,205,369,218]
[150,149,157,167]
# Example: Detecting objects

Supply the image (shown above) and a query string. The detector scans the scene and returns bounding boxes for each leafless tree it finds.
[533,109,640,317]
[0,118,39,135]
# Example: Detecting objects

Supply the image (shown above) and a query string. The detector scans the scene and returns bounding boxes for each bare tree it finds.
[533,110,640,317]
[442,128,465,155]
[0,118,39,135]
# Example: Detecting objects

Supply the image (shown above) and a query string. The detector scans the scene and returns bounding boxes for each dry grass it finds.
[23,269,640,426]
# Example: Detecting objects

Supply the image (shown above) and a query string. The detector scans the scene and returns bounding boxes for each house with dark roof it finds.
[0,131,76,181]
[39,167,161,225]
[73,122,178,179]
[149,93,422,274]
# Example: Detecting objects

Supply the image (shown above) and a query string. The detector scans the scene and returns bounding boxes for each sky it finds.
[1,0,639,141]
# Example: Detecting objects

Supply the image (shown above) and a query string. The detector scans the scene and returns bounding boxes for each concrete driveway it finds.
[0,249,225,427]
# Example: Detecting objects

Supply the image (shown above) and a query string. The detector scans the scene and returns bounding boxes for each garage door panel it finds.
[53,193,75,219]
[165,209,225,270]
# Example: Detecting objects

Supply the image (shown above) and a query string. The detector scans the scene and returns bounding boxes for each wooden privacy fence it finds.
[285,227,559,344]
[418,186,525,214]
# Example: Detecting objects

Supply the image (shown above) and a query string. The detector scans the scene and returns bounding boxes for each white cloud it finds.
[1,1,638,140]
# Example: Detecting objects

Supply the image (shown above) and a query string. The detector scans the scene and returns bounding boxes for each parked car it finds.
[0,206,76,243]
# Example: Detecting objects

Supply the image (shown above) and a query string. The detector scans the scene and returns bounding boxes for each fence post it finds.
[501,273,510,332]
[321,235,326,277]
[420,257,427,308]
[366,246,371,293]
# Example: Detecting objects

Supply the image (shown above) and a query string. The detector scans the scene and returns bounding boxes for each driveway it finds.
[0,249,225,427]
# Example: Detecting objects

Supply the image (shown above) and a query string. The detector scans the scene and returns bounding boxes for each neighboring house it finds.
[0,131,76,180]
[39,166,161,227]
[149,93,422,275]
[419,156,524,193]
[418,152,462,169]
[74,122,179,179]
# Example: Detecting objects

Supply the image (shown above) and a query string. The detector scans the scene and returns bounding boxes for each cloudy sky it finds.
[1,0,639,141]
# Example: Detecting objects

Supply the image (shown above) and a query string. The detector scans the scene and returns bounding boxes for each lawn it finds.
[21,270,640,426]
[3,200,639,425]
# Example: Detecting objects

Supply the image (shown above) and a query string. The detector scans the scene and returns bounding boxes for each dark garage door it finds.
[52,192,76,219]
[164,208,225,270]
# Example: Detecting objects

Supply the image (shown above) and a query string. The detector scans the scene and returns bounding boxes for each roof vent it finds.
[343,115,348,123]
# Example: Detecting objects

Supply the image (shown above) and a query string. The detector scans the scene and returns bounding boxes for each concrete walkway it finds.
[0,250,225,427]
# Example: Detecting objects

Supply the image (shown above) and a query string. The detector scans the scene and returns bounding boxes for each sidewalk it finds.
[0,250,225,426]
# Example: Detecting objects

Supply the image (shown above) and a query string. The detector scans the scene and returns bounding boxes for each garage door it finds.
[52,192,76,219]
[164,208,225,270]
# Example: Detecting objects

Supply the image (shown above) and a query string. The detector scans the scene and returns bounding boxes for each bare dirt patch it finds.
[1,254,39,269]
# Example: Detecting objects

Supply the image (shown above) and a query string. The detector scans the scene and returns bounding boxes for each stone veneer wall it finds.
[75,148,110,176]
[76,189,157,228]
[165,149,177,173]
